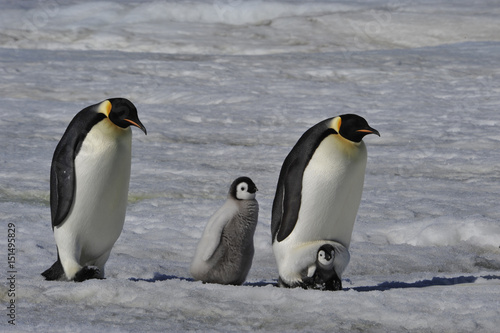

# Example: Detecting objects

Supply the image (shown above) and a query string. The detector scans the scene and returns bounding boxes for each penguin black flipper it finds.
[271,119,337,243]
[50,106,106,227]
[272,156,304,242]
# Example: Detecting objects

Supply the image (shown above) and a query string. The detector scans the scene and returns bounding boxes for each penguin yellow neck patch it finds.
[97,100,112,117]
[330,116,342,133]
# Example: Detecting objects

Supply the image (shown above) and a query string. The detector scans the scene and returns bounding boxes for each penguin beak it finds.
[356,127,380,137]
[124,119,147,135]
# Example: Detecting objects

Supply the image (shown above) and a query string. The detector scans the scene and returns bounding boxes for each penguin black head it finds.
[230,176,258,200]
[317,244,335,269]
[100,98,147,135]
[333,114,379,143]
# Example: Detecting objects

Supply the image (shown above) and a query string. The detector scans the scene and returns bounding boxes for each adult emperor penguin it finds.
[42,98,147,282]
[190,177,259,285]
[271,114,379,290]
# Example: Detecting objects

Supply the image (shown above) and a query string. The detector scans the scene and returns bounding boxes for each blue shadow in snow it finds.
[243,280,278,287]
[349,275,500,292]
[129,273,278,286]
[129,273,500,292]
[129,272,194,283]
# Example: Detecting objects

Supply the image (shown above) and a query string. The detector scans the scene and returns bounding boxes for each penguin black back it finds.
[50,108,106,228]
[271,119,335,243]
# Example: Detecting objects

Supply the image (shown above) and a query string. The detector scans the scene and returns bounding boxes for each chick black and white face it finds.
[236,181,256,200]
[317,245,335,268]
[230,177,258,200]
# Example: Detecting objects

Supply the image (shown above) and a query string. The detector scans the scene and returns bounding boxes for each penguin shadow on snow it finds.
[348,275,500,292]
[129,272,194,283]
[128,274,500,293]
[128,272,277,286]
[128,274,500,290]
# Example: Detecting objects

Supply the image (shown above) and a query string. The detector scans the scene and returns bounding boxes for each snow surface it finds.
[1,0,500,332]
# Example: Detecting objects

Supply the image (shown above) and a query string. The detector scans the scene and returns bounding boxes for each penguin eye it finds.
[234,180,257,200]
[114,107,127,118]
[108,106,130,128]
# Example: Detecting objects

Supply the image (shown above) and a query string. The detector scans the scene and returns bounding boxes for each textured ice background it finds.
[0,0,500,332]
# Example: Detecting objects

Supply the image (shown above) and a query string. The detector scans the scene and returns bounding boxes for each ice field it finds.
[0,0,499,331]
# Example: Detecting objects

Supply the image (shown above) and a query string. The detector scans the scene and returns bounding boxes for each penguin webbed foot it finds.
[277,276,291,288]
[300,276,315,289]
[277,276,342,291]
[298,278,323,290]
[41,259,65,281]
[301,275,343,291]
[277,276,316,290]
[323,277,343,291]
[73,266,102,282]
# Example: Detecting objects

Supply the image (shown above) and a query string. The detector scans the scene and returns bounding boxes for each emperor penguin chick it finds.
[42,98,147,282]
[191,177,259,285]
[303,244,342,291]
[271,114,379,290]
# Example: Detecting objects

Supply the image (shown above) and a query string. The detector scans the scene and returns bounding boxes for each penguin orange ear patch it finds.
[97,100,112,117]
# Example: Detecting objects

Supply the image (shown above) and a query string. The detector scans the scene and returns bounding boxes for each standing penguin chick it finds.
[190,177,259,285]
[271,114,379,290]
[302,244,342,291]
[42,98,147,282]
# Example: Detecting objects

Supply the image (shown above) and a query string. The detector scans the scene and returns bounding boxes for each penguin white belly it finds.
[274,135,366,284]
[292,135,367,248]
[54,121,131,276]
